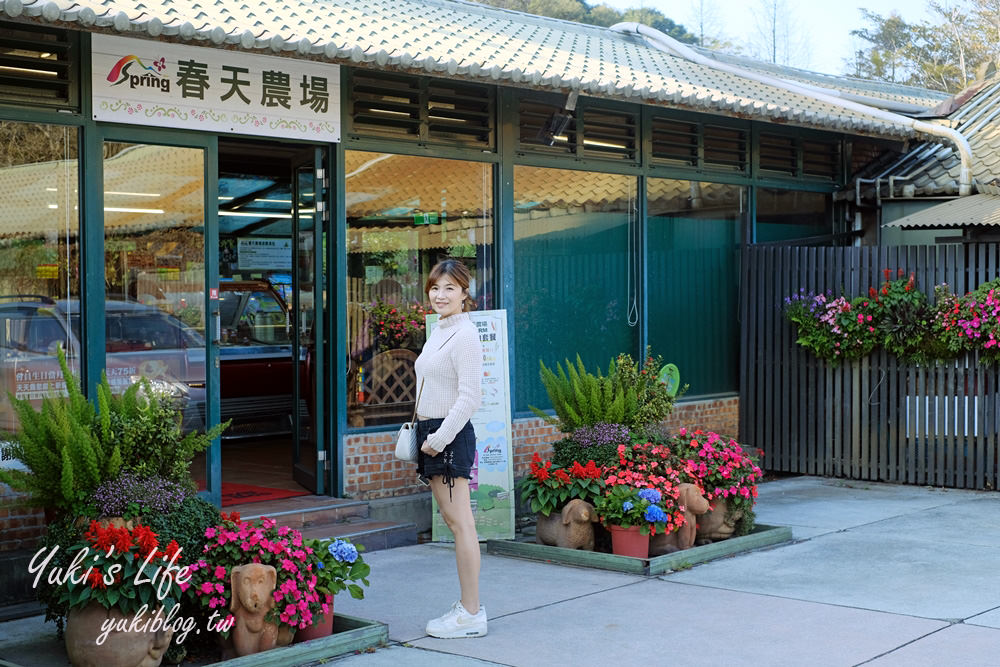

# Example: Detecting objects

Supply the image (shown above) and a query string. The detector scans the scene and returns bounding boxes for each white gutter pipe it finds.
[610,22,974,196]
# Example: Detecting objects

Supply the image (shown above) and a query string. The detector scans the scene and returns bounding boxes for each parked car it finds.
[0,287,310,438]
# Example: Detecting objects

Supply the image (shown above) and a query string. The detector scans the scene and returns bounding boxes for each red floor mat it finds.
[218,483,310,507]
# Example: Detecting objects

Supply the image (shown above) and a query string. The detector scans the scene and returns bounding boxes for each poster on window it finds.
[428,310,514,542]
[91,35,340,142]
[237,238,292,271]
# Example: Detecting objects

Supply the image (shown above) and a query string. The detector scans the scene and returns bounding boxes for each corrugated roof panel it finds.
[883,193,1000,228]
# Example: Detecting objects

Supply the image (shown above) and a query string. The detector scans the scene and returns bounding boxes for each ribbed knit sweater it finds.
[414,311,482,452]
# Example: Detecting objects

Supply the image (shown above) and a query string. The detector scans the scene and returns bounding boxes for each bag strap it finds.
[409,379,425,423]
[411,327,462,422]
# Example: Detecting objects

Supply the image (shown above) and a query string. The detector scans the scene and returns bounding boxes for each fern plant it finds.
[530,355,637,432]
[0,347,119,513]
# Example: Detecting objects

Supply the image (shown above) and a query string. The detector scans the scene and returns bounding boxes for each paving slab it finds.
[334,543,644,643]
[754,477,986,532]
[325,645,500,666]
[866,623,1000,666]
[0,614,65,667]
[664,530,1000,620]
[407,579,946,667]
[850,496,1000,548]
[966,607,1000,629]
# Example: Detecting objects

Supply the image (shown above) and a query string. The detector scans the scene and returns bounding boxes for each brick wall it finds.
[0,486,45,552]
[342,395,740,499]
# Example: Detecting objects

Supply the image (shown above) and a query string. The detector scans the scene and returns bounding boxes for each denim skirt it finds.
[415,418,476,492]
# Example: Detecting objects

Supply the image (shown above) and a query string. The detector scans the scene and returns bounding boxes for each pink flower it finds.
[215,583,225,594]
[200,582,215,594]
[205,527,216,539]
[285,603,297,616]
[214,566,226,579]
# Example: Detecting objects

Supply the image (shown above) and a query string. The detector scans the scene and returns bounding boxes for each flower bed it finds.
[486,524,792,576]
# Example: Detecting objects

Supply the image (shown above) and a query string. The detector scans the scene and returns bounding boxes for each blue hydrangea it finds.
[328,539,359,563]
[316,561,325,569]
[622,501,634,511]
[644,505,668,523]
[637,488,661,504]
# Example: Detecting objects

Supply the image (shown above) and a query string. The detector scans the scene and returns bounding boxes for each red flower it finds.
[87,569,106,590]
[553,469,571,484]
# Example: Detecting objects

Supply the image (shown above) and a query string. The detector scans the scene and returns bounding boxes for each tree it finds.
[586,3,623,28]
[849,10,913,83]
[749,0,810,66]
[620,8,698,43]
[526,0,587,22]
[687,0,743,53]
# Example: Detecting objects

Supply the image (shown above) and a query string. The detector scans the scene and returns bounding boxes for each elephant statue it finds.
[649,483,711,555]
[536,499,599,551]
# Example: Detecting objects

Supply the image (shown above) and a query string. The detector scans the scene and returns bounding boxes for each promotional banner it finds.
[429,310,515,542]
[91,35,340,142]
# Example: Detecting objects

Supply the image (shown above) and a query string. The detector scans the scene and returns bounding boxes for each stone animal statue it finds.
[649,483,711,555]
[64,604,172,667]
[228,563,280,657]
[536,499,599,551]
[696,497,742,543]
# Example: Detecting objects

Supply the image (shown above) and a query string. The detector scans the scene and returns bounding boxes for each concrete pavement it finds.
[2,476,998,666]
[331,476,1000,666]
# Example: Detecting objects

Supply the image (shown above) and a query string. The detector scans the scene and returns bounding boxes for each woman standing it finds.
[414,258,486,639]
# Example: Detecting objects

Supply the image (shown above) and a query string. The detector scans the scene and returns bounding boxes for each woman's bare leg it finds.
[429,475,480,612]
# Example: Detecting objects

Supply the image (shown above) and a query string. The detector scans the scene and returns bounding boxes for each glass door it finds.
[98,134,218,502]
[291,149,325,493]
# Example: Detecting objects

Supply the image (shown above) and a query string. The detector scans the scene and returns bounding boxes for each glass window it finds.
[647,179,744,396]
[756,188,832,243]
[0,122,79,434]
[346,151,493,428]
[103,143,206,430]
[513,166,638,413]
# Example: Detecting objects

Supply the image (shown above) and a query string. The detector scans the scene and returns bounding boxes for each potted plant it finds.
[670,428,764,540]
[365,296,433,352]
[295,538,371,642]
[183,513,323,651]
[593,485,673,558]
[517,452,604,518]
[58,520,185,667]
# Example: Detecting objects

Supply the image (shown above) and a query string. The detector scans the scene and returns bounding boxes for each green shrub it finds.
[143,495,221,565]
[0,347,120,514]
[614,348,686,427]
[33,514,80,638]
[100,380,228,491]
[530,355,636,432]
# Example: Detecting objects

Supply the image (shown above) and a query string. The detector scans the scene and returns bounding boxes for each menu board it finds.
[428,310,514,541]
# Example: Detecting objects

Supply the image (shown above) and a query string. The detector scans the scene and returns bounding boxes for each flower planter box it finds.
[202,614,387,667]
[486,524,792,576]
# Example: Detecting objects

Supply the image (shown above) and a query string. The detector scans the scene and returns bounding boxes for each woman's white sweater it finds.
[414,312,482,452]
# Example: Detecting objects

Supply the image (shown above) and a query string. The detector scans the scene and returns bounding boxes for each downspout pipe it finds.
[610,22,974,196]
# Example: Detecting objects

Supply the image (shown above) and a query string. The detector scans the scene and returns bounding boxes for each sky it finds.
[597,0,934,76]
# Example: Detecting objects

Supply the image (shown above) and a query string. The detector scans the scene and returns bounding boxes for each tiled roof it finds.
[0,0,943,141]
[882,193,1000,228]
[696,48,949,110]
[875,78,1000,196]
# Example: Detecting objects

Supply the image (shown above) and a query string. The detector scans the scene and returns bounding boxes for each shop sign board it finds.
[91,35,340,142]
[429,310,515,542]
[237,237,292,271]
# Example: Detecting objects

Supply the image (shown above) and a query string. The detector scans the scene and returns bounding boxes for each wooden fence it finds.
[739,244,1000,490]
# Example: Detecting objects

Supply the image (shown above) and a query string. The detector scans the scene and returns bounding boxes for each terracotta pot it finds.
[696,497,742,541]
[65,603,172,667]
[608,524,649,558]
[294,601,334,643]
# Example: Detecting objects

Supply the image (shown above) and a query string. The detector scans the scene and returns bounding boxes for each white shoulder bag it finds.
[394,380,424,462]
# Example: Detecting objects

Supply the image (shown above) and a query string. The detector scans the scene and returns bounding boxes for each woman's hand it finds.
[421,442,441,457]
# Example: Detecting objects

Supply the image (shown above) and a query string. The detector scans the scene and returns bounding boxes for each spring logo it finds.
[106,55,170,92]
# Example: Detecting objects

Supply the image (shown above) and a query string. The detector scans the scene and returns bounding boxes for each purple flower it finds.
[572,423,630,449]
[90,471,191,516]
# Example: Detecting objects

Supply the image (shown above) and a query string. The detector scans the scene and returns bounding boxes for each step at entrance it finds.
[230,495,417,553]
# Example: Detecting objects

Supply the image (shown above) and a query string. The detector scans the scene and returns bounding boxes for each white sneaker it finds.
[425,601,487,638]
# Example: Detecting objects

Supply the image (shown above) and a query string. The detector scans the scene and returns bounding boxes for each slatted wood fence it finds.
[740,244,1000,489]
